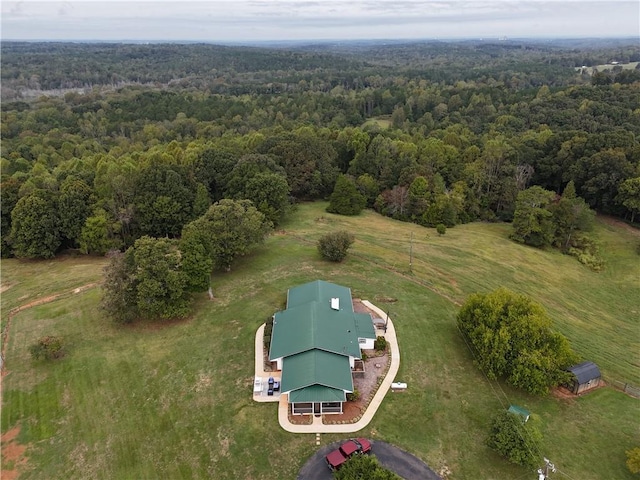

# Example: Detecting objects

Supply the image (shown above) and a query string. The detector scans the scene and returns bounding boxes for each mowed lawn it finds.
[1,203,638,479]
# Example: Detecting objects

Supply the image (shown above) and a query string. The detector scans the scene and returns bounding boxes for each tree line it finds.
[2,40,639,264]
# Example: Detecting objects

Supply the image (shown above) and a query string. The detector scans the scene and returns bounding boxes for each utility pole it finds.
[537,458,556,480]
[409,232,413,273]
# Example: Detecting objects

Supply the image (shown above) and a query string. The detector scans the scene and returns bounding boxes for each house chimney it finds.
[331,298,340,310]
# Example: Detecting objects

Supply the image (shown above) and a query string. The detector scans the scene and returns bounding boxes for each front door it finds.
[314,402,321,415]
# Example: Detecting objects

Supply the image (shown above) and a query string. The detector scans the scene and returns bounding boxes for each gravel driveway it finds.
[296,440,442,480]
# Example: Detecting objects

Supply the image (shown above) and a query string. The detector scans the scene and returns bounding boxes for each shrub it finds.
[626,447,640,474]
[566,234,605,271]
[29,336,65,361]
[436,223,446,235]
[487,410,542,468]
[346,388,360,402]
[317,230,355,262]
[374,336,387,352]
[335,454,401,479]
[263,316,274,349]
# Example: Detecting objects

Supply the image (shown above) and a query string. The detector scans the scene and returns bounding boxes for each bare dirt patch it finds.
[323,351,389,425]
[551,386,577,402]
[288,412,313,425]
[598,214,640,238]
[0,284,12,294]
[1,425,28,480]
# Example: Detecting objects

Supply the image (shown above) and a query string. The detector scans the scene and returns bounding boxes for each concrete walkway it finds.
[253,301,401,433]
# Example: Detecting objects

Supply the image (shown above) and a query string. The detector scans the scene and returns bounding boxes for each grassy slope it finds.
[1,203,638,479]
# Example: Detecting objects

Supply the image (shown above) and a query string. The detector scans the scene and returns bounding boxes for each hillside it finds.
[1,204,638,479]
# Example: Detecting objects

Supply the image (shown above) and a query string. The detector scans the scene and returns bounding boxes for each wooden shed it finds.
[566,361,601,394]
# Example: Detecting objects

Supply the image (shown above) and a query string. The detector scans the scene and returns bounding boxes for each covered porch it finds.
[288,384,347,415]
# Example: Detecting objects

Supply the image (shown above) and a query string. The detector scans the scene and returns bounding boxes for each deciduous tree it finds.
[180,219,214,292]
[79,208,119,255]
[132,236,191,320]
[9,193,61,259]
[58,176,93,247]
[457,287,576,394]
[203,199,272,271]
[510,186,556,247]
[551,181,595,251]
[617,177,640,223]
[334,454,401,480]
[487,411,542,468]
[101,250,138,324]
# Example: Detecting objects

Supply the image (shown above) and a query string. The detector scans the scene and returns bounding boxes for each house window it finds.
[321,402,342,413]
[292,402,313,415]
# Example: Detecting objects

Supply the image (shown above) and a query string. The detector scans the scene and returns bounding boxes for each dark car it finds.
[273,380,280,392]
[325,438,371,471]
[267,377,275,395]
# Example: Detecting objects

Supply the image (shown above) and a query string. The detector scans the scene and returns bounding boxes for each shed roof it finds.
[508,405,530,422]
[280,349,353,394]
[568,361,601,384]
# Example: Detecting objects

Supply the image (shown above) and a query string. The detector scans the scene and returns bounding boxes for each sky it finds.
[1,0,639,43]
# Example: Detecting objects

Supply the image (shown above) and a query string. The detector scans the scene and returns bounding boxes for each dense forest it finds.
[2,39,639,264]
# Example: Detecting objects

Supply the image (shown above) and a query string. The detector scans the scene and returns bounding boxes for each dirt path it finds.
[1,282,101,362]
[0,281,101,480]
[598,214,640,238]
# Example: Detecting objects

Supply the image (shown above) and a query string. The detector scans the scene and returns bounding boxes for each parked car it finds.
[325,438,371,471]
[273,380,280,392]
[267,377,275,395]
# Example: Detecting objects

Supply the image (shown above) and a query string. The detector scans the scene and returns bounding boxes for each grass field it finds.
[1,203,638,479]
[361,116,392,129]
[577,61,639,75]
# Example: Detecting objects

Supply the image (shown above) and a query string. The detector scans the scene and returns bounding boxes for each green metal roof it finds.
[281,349,354,394]
[508,405,530,422]
[289,385,347,403]
[286,280,352,309]
[269,280,378,406]
[354,313,376,339]
[269,280,376,361]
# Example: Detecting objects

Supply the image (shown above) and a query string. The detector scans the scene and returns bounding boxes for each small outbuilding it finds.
[566,361,601,394]
[508,405,530,423]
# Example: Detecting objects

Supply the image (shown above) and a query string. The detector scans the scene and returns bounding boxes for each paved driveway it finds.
[297,440,442,480]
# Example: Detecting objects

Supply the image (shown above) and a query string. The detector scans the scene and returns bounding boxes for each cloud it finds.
[1,0,638,41]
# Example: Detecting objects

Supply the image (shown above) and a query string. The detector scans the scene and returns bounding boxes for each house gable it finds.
[269,280,376,409]
[269,280,373,362]
[281,349,353,394]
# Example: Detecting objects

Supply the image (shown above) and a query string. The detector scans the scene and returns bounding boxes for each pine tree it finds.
[327,175,366,215]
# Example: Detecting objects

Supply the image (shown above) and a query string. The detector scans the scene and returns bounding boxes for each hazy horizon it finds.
[2,1,639,43]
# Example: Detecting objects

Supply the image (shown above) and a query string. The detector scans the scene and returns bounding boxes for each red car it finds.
[325,438,372,471]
